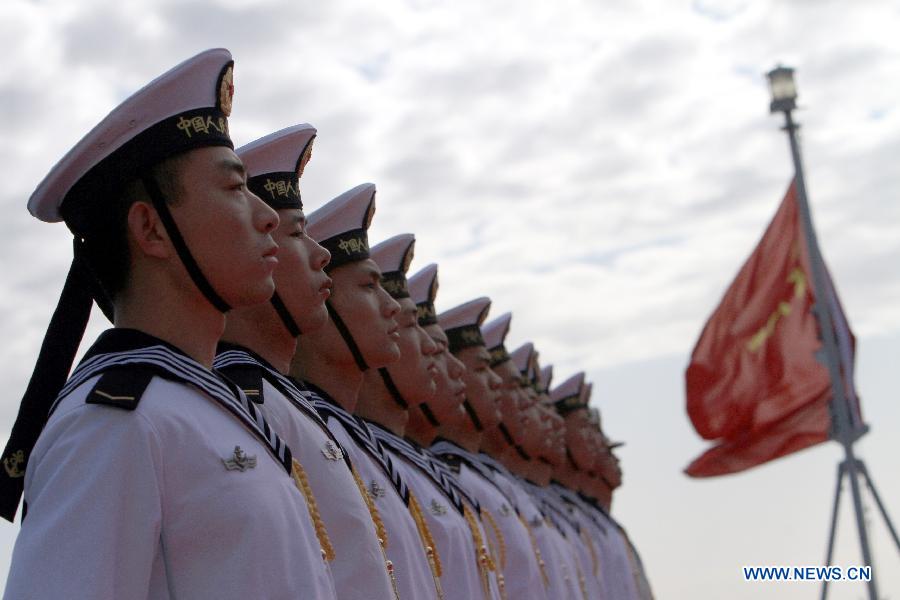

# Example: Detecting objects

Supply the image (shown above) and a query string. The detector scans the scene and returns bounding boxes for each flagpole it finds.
[768,66,879,600]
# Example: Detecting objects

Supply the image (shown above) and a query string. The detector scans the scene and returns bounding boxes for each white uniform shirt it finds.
[512,480,584,600]
[324,417,440,600]
[550,488,613,599]
[389,452,494,600]
[592,509,643,600]
[5,375,337,600]
[257,380,395,600]
[544,494,600,600]
[430,446,549,600]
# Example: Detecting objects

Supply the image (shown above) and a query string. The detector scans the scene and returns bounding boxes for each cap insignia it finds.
[298,138,314,179]
[218,63,234,117]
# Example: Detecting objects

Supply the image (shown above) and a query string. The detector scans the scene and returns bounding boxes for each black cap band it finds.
[555,394,588,416]
[321,228,369,273]
[446,325,485,354]
[488,344,510,367]
[248,171,302,210]
[381,271,409,299]
[416,301,437,327]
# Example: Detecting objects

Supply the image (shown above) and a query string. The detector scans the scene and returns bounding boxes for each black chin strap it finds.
[418,402,441,427]
[514,444,532,461]
[142,174,230,313]
[462,398,484,431]
[377,367,409,409]
[566,447,582,472]
[597,472,614,490]
[377,367,443,429]
[325,300,368,371]
[270,291,301,337]
[0,248,94,522]
[497,421,516,446]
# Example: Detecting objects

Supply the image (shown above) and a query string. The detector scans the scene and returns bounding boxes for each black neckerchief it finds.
[304,382,410,506]
[431,438,518,512]
[368,423,476,516]
[213,343,350,470]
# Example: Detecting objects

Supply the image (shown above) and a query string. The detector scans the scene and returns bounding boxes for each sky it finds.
[1,0,899,597]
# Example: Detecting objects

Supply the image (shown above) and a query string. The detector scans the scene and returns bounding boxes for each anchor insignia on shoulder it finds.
[321,440,343,461]
[223,446,257,471]
[369,480,387,499]
[430,499,448,516]
[499,503,512,517]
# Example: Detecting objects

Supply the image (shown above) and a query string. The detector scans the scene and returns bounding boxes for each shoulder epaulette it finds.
[438,453,463,475]
[217,364,265,404]
[85,366,156,410]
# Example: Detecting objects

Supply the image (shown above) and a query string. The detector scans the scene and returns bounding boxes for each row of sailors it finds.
[2,48,653,599]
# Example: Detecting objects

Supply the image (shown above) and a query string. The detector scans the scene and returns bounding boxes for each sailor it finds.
[531,354,603,599]
[580,400,654,600]
[479,313,532,472]
[213,126,396,599]
[475,314,560,598]
[293,217,443,599]
[368,264,501,600]
[548,372,611,598]
[2,50,336,598]
[432,298,550,600]
[507,343,586,599]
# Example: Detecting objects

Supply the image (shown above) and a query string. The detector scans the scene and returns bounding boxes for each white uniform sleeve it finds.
[4,401,165,600]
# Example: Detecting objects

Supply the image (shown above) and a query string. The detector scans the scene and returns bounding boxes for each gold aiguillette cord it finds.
[350,467,400,600]
[463,504,495,600]
[409,492,444,600]
[517,512,549,589]
[291,458,335,562]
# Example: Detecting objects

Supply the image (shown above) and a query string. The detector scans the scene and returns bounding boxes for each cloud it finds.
[3,0,900,376]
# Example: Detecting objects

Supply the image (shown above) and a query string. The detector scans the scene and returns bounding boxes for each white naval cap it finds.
[580,381,592,404]
[481,312,512,367]
[30,48,236,224]
[551,372,587,415]
[236,124,316,210]
[408,263,439,326]
[509,342,534,377]
[370,234,416,299]
[438,297,491,354]
[539,365,554,393]
[307,183,376,272]
[529,349,542,385]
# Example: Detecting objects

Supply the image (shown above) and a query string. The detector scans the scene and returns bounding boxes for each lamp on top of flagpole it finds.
[766,65,797,113]
[766,64,884,600]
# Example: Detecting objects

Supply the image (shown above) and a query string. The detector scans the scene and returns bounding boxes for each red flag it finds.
[684,180,856,477]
